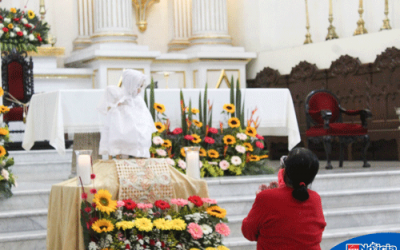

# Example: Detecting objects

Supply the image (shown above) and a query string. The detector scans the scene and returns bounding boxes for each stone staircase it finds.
[207,169,400,250]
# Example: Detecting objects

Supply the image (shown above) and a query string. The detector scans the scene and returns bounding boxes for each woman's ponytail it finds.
[292,182,309,201]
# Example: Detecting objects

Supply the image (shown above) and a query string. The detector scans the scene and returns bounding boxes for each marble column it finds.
[73,0,94,50]
[190,0,232,46]
[168,0,192,51]
[91,0,137,44]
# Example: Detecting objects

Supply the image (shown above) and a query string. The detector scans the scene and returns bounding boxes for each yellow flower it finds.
[192,119,203,128]
[0,146,6,157]
[135,218,153,232]
[249,155,260,162]
[154,103,165,113]
[116,221,135,230]
[0,88,3,97]
[8,23,14,29]
[217,246,230,250]
[92,219,114,233]
[153,218,172,230]
[243,142,253,152]
[191,108,200,114]
[190,249,201,250]
[0,106,10,113]
[28,10,35,19]
[206,206,227,219]
[191,134,201,144]
[154,122,165,133]
[10,8,17,13]
[162,139,172,148]
[228,117,240,128]
[199,148,207,157]
[206,248,217,250]
[245,127,257,137]
[260,155,269,159]
[0,128,9,136]
[223,135,236,145]
[181,147,186,157]
[223,104,235,113]
[92,189,117,215]
[170,218,186,231]
[208,149,219,159]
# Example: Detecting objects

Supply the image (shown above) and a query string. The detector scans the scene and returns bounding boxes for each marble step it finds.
[224,224,400,250]
[207,170,400,198]
[0,209,47,234]
[226,204,400,238]
[0,189,50,211]
[11,160,72,181]
[217,187,400,216]
[8,149,73,164]
[0,230,46,250]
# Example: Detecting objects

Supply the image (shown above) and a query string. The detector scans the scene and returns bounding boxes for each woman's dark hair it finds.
[283,147,319,201]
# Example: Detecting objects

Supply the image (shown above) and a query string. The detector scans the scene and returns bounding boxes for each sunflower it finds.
[223,104,235,113]
[228,118,240,128]
[217,246,230,250]
[206,206,227,219]
[192,119,203,128]
[10,8,17,13]
[181,147,186,157]
[0,146,6,157]
[0,106,10,113]
[223,135,236,145]
[205,248,217,250]
[92,219,114,233]
[154,122,165,133]
[243,142,253,152]
[191,134,201,144]
[153,218,172,230]
[135,218,153,232]
[245,127,257,137]
[0,128,9,136]
[0,88,4,97]
[170,218,186,231]
[260,155,269,159]
[208,149,219,159]
[249,155,260,162]
[92,189,117,215]
[191,108,200,114]
[154,103,166,113]
[199,148,207,157]
[8,23,14,29]
[162,139,172,148]
[116,221,135,230]
[28,10,35,19]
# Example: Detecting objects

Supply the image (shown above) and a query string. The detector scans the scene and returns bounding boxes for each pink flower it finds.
[172,128,183,135]
[187,223,203,239]
[156,149,167,157]
[178,159,186,169]
[84,207,92,213]
[199,161,203,169]
[256,134,264,140]
[137,203,153,209]
[145,203,153,209]
[165,158,175,166]
[184,135,194,141]
[90,189,97,194]
[215,223,230,236]
[219,160,229,170]
[256,141,264,149]
[236,133,247,140]
[204,136,215,144]
[201,198,217,204]
[117,201,125,208]
[208,127,218,134]
[152,136,164,145]
[90,174,96,180]
[235,145,246,154]
[81,193,88,199]
[170,198,188,207]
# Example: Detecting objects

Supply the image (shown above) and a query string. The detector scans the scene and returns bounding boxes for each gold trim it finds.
[208,69,241,88]
[34,74,92,79]
[28,47,66,57]
[193,70,198,88]
[92,69,98,89]
[150,71,187,88]
[73,40,92,44]
[90,33,138,39]
[132,0,160,32]
[190,42,232,46]
[91,40,138,44]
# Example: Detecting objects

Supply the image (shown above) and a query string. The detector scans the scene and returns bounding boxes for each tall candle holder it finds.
[75,150,93,186]
[354,0,368,36]
[304,0,313,44]
[326,0,339,40]
[184,147,201,179]
[380,0,392,31]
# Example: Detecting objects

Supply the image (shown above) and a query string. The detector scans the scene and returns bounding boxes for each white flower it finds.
[152,136,164,145]
[4,18,11,23]
[10,32,16,38]
[0,31,3,37]
[201,224,213,235]
[236,133,247,140]
[231,156,242,166]
[116,210,122,220]
[21,18,28,24]
[106,234,113,243]
[208,161,218,165]
[23,31,27,36]
[155,242,162,247]
[178,159,186,169]
[28,34,35,41]
[88,242,98,250]
[0,24,3,28]
[1,169,9,181]
[165,215,172,221]
[219,160,230,170]
[156,149,166,157]
[235,145,246,154]
[15,27,21,32]
[165,158,175,166]
[190,212,202,223]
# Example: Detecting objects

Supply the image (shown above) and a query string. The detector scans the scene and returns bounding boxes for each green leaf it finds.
[198,92,202,125]
[236,79,241,119]
[203,84,208,132]
[144,87,148,108]
[150,78,155,121]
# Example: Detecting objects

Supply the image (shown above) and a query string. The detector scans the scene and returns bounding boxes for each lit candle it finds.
[77,155,91,185]
[329,0,332,15]
[359,0,363,8]
[185,149,200,179]
[40,0,45,6]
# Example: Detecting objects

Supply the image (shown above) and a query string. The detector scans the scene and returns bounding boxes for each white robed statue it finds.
[98,69,156,157]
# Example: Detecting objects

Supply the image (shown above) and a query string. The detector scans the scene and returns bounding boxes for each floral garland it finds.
[0,8,49,52]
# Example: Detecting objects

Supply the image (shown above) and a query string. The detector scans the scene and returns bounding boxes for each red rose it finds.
[90,188,97,194]
[137,234,143,240]
[84,207,92,213]
[150,240,155,246]
[81,192,88,199]
[91,202,97,208]
[90,174,96,179]
[172,128,183,135]
[0,16,3,20]
[125,244,131,249]
[161,242,165,248]
[37,34,43,42]
[123,199,137,210]
[16,31,23,36]
[87,216,98,229]
[13,18,20,22]
[184,135,194,141]
[2,27,8,33]
[188,195,203,207]
[256,141,264,149]
[256,134,264,140]
[208,127,218,134]
[204,136,215,144]
[155,200,171,210]
[24,24,31,29]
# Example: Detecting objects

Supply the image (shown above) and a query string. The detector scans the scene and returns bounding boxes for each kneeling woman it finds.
[242,147,326,250]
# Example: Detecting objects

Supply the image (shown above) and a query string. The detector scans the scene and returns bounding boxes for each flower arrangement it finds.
[0,7,49,52]
[0,87,16,198]
[146,79,273,177]
[80,184,231,249]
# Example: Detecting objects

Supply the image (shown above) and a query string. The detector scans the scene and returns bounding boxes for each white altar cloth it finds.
[22,88,300,155]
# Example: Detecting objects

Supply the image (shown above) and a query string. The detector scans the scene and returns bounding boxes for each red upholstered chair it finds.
[305,90,372,169]
[1,49,34,131]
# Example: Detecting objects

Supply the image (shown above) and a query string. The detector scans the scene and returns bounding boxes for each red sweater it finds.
[242,186,326,250]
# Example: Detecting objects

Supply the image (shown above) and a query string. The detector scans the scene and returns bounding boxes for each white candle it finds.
[186,151,200,179]
[40,0,45,6]
[329,0,332,15]
[77,155,91,185]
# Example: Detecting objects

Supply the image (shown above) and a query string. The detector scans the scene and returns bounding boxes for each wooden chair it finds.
[305,89,372,169]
